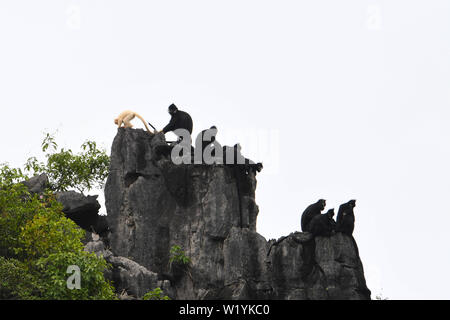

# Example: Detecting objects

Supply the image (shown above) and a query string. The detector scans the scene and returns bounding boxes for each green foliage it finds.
[142,287,170,300]
[0,252,116,300]
[169,245,191,266]
[18,211,85,259]
[0,165,25,186]
[35,251,116,300]
[24,133,110,193]
[0,173,42,257]
[0,133,116,300]
[0,257,39,299]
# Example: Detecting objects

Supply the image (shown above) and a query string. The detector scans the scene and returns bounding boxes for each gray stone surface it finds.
[85,240,172,299]
[56,191,109,237]
[21,174,108,243]
[104,128,371,300]
[267,232,370,299]
[21,173,49,194]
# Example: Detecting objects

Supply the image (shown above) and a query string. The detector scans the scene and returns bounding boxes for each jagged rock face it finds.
[267,232,371,299]
[85,240,172,299]
[21,173,49,194]
[105,128,370,300]
[21,175,107,243]
[56,191,110,244]
[56,191,101,231]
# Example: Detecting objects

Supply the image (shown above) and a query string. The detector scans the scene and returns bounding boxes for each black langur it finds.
[222,144,263,174]
[162,104,193,139]
[301,199,326,232]
[309,209,336,237]
[336,200,356,235]
[221,143,261,228]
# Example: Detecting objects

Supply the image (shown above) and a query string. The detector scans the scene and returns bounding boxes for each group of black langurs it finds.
[301,199,356,237]
[114,104,263,174]
[114,107,358,236]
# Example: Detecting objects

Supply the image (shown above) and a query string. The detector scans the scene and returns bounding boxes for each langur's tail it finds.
[135,113,154,134]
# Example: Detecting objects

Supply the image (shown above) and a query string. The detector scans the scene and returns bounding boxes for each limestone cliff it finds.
[97,128,371,300]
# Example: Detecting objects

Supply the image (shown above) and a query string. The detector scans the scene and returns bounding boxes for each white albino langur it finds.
[114,110,154,134]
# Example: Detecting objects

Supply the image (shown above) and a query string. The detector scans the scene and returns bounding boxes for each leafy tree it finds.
[0,133,116,300]
[17,209,85,259]
[24,133,110,193]
[0,176,43,257]
[35,251,115,300]
[0,256,39,299]
[0,165,25,186]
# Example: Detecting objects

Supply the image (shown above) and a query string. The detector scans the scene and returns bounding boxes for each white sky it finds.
[1,0,449,299]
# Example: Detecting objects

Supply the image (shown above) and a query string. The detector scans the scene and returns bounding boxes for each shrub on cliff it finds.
[24,133,110,193]
[0,134,115,300]
[169,245,192,266]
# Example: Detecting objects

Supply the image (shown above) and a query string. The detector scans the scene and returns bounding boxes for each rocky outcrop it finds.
[104,128,371,300]
[21,173,49,194]
[85,239,172,299]
[56,191,102,232]
[21,175,109,243]
[55,191,109,243]
[267,232,370,299]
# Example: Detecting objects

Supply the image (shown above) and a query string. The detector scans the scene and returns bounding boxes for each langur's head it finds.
[168,104,178,115]
[326,209,335,218]
[318,199,326,210]
[348,200,356,208]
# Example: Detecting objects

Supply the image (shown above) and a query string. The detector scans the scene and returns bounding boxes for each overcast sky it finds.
[1,0,449,299]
